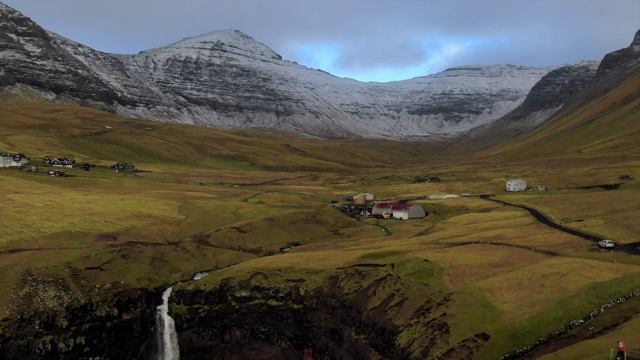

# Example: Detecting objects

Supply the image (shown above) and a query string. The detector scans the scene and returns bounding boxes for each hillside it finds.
[0,92,639,359]
[489,67,640,159]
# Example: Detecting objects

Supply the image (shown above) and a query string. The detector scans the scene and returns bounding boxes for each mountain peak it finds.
[632,29,640,52]
[155,29,283,60]
[0,2,16,12]
[595,28,640,77]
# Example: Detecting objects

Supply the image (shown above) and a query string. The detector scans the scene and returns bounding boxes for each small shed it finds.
[371,202,426,220]
[353,192,375,206]
[506,179,527,192]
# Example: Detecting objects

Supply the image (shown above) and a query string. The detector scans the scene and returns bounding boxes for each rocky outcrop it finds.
[492,61,599,128]
[0,287,158,360]
[449,60,600,149]
[595,29,640,78]
[0,3,134,108]
[172,267,482,360]
[0,3,551,139]
[0,266,490,360]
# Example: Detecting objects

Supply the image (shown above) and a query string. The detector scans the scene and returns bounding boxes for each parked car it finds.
[598,239,615,248]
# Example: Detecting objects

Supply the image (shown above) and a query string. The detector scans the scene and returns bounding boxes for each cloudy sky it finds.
[3,0,639,82]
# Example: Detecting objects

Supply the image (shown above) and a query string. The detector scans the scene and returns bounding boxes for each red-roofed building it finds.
[371,202,426,220]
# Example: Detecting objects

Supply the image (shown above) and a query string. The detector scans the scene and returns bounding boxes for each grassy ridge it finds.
[484,69,640,158]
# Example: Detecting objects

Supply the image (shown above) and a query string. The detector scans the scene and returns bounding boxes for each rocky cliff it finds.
[0,3,134,108]
[0,3,553,139]
[0,287,157,359]
[502,28,640,130]
[595,29,640,78]
[0,266,491,360]
[172,266,487,360]
[488,61,600,129]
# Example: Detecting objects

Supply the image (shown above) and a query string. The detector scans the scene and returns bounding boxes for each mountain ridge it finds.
[1,2,634,142]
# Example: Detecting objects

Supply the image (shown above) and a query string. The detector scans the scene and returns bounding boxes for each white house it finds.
[0,153,27,167]
[371,202,426,220]
[506,179,527,192]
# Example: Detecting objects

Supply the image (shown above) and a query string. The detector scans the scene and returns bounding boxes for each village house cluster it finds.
[339,178,547,220]
[2,150,136,176]
[5,151,539,193]
[341,193,426,220]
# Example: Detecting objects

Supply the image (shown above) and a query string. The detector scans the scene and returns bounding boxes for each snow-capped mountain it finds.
[0,3,597,139]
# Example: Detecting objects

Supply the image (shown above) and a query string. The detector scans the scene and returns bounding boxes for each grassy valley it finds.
[0,74,639,359]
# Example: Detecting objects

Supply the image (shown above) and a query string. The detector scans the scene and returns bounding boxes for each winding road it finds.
[484,198,640,255]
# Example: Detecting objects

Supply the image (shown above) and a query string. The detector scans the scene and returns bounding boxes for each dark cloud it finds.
[2,0,638,81]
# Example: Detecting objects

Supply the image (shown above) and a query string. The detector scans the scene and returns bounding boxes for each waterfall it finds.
[156,287,180,360]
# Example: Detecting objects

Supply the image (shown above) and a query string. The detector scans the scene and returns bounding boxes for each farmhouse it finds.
[0,152,29,167]
[506,179,527,192]
[43,156,76,168]
[52,158,75,167]
[371,202,426,220]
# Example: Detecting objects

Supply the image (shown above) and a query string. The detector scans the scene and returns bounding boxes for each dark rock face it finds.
[595,29,640,78]
[0,267,490,359]
[498,61,599,126]
[172,268,478,360]
[0,3,132,107]
[0,288,158,360]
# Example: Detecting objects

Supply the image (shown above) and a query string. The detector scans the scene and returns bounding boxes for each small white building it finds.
[371,203,426,220]
[506,179,527,192]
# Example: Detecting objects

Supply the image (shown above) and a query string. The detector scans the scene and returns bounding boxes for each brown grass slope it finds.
[485,66,640,159]
[483,67,640,157]
[0,97,447,172]
[446,66,640,161]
